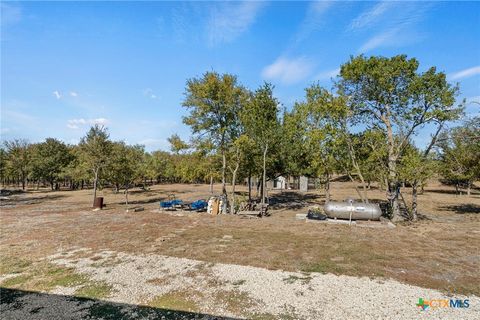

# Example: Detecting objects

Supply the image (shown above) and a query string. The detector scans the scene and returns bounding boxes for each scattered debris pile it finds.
[237,201,269,218]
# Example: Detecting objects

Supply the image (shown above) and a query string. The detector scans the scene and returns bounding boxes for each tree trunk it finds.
[93,168,99,207]
[247,173,252,203]
[345,170,366,203]
[262,144,268,205]
[221,149,227,198]
[230,164,239,214]
[210,176,213,194]
[325,173,331,203]
[467,181,471,197]
[256,178,261,197]
[411,180,418,221]
[125,186,129,206]
[343,125,369,203]
[387,150,401,219]
[50,181,54,191]
[383,110,401,220]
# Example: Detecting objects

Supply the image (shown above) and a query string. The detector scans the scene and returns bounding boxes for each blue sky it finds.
[1,1,479,151]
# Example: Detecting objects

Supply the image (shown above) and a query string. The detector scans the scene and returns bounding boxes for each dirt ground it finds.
[1,180,479,317]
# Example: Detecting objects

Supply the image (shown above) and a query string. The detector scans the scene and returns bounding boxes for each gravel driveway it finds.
[1,247,478,320]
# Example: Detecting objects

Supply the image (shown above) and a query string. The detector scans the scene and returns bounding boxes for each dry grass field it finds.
[1,180,479,318]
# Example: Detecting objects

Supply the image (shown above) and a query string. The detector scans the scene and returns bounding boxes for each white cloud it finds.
[69,91,78,97]
[53,91,61,99]
[467,96,480,103]
[143,88,158,99]
[207,1,265,46]
[449,66,480,81]
[313,68,340,81]
[262,56,314,85]
[349,1,395,31]
[293,1,333,44]
[67,118,109,130]
[359,28,399,52]
[356,2,432,52]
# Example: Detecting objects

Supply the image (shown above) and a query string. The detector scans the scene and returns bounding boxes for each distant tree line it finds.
[0,128,221,206]
[1,54,479,220]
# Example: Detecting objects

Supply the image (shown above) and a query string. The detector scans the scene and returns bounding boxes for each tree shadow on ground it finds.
[127,196,169,205]
[439,204,480,214]
[0,189,26,196]
[0,194,67,206]
[0,287,240,320]
[124,189,188,196]
[425,189,475,196]
[268,191,321,210]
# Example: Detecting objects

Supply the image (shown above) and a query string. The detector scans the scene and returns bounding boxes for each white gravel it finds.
[42,251,480,319]
[39,248,480,319]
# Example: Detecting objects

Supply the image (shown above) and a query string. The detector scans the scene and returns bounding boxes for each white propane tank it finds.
[324,199,382,220]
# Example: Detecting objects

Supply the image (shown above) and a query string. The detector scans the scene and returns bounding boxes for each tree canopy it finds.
[1,54,474,220]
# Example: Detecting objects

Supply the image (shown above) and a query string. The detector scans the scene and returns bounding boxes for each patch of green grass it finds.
[17,264,89,292]
[282,275,312,284]
[216,289,257,315]
[2,274,33,287]
[250,312,296,320]
[39,266,87,289]
[232,279,246,286]
[250,313,277,320]
[148,291,199,313]
[0,256,32,275]
[0,258,90,293]
[75,282,113,299]
[301,259,344,274]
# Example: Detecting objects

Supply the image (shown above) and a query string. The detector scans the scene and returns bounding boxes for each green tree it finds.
[438,117,480,196]
[241,83,280,205]
[280,107,309,190]
[337,55,463,220]
[78,125,112,206]
[107,142,144,205]
[0,148,7,186]
[62,145,89,190]
[31,138,73,190]
[142,151,170,183]
[293,84,373,202]
[227,134,253,213]
[191,138,221,193]
[354,130,388,190]
[294,85,351,202]
[182,71,246,200]
[167,134,190,154]
[398,145,437,220]
[3,139,31,190]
